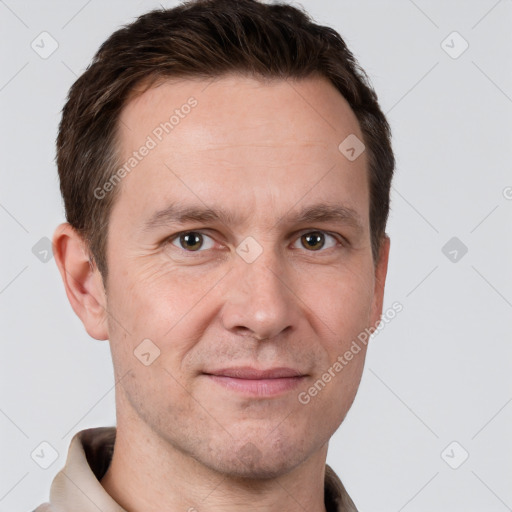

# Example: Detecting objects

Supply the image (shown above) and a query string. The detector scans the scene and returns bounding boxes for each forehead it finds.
[111,74,369,231]
[120,73,363,150]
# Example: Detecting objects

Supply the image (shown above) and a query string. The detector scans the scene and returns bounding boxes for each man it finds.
[34,0,394,510]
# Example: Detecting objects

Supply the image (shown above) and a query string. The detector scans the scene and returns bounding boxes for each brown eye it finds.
[301,231,325,251]
[171,231,214,251]
[293,231,339,252]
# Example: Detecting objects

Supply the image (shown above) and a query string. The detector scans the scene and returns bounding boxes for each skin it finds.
[53,74,390,512]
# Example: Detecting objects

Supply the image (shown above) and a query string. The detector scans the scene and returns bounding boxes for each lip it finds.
[205,366,305,379]
[203,367,307,397]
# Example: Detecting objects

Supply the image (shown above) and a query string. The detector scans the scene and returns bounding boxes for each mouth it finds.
[202,367,307,397]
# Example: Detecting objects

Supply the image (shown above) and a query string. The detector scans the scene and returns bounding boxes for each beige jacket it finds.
[33,427,358,512]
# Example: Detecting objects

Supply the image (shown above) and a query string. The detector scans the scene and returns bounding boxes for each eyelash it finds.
[166,230,345,254]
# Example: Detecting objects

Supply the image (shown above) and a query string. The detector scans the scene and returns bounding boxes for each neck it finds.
[101,411,328,512]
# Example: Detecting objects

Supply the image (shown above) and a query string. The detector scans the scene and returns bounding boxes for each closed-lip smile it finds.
[203,366,307,397]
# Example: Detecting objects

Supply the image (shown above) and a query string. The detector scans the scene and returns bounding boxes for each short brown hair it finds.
[57,0,394,280]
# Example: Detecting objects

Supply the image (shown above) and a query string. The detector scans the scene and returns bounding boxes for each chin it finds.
[205,438,308,481]
[217,458,296,481]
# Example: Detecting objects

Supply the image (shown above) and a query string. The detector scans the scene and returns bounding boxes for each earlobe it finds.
[52,223,109,340]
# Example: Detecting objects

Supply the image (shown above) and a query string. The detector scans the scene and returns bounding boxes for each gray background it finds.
[1,0,511,510]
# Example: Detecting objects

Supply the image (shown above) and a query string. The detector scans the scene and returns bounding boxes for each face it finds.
[100,74,388,478]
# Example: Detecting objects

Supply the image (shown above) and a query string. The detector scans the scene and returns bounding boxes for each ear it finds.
[369,235,391,329]
[52,223,109,340]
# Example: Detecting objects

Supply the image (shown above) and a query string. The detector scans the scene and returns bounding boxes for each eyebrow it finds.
[142,201,365,233]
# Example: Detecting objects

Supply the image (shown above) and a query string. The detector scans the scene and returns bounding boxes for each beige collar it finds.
[44,427,357,512]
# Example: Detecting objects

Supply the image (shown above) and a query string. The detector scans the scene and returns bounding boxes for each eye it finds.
[170,231,215,252]
[293,231,339,251]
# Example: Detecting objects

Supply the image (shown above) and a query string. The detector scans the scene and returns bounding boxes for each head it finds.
[54,0,394,479]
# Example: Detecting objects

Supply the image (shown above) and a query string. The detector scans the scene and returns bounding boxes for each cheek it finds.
[106,257,227,365]
[301,260,375,341]
[110,253,218,323]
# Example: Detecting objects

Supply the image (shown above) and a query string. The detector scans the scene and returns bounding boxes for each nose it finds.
[220,248,300,341]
